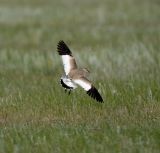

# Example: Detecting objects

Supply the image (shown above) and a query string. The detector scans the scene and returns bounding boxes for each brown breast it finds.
[68,69,84,79]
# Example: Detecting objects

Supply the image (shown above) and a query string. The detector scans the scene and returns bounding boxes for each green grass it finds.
[0,0,160,152]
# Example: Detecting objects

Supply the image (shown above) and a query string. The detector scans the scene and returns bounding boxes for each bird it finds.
[57,40,103,103]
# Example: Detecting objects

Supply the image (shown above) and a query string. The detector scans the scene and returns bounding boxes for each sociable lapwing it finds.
[57,40,103,103]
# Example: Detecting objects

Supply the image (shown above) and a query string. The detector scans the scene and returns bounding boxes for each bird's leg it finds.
[64,89,67,93]
[68,89,71,95]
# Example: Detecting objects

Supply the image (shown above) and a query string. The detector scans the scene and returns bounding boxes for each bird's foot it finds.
[68,90,71,95]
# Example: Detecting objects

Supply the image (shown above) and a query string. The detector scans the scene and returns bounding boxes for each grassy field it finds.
[0,0,160,152]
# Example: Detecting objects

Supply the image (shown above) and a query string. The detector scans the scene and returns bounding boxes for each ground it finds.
[0,0,160,152]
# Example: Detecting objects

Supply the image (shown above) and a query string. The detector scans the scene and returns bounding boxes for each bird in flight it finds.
[57,40,103,103]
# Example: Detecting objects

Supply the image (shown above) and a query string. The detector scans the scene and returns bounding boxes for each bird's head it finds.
[82,68,90,76]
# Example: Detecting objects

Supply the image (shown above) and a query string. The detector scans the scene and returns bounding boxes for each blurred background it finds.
[0,0,160,152]
[0,0,159,78]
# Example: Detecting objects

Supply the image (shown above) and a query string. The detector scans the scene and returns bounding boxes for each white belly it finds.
[61,76,77,89]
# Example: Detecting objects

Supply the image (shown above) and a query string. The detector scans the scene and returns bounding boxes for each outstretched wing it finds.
[57,40,77,75]
[73,77,103,102]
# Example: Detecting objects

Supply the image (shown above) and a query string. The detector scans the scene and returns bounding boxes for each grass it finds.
[0,0,160,152]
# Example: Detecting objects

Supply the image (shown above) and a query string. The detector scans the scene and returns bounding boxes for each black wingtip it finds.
[57,40,72,56]
[60,79,73,90]
[87,86,103,103]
